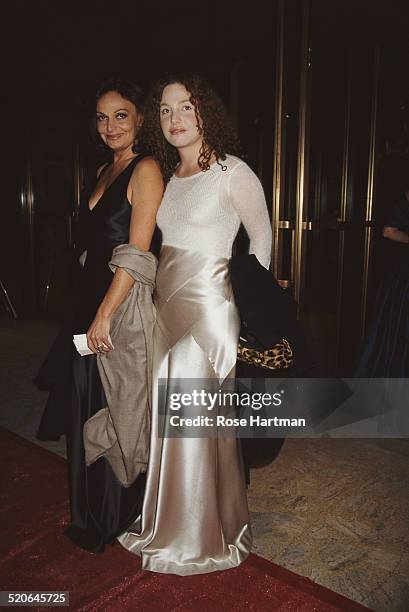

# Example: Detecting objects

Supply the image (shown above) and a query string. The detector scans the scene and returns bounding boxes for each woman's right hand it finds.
[383,226,409,244]
[86,309,114,354]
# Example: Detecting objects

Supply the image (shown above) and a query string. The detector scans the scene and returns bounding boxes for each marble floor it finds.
[1,317,409,611]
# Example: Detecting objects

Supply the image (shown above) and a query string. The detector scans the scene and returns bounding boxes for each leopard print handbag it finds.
[237,337,293,370]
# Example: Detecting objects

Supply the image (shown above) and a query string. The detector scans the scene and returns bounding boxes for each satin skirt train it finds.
[118,246,252,575]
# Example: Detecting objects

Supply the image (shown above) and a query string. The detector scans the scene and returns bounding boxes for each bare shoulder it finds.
[132,156,162,181]
[127,156,164,206]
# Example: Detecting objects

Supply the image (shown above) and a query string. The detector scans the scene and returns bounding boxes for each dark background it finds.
[1,0,409,374]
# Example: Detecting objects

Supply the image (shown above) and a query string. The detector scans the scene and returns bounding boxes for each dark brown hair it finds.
[90,77,145,156]
[139,73,241,182]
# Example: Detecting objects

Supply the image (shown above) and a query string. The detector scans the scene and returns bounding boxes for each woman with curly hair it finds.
[118,74,272,574]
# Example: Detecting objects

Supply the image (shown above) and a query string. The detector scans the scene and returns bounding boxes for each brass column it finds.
[21,132,36,311]
[335,53,352,368]
[293,0,311,306]
[360,45,380,337]
[71,95,85,248]
[271,0,311,298]
[271,0,285,276]
[71,142,83,246]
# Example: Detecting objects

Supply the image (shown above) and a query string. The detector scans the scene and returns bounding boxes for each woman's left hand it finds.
[86,310,114,353]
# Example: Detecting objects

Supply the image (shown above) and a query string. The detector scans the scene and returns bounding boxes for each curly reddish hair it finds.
[138,73,241,183]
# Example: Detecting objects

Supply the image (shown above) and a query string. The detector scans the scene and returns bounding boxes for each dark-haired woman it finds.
[118,75,272,574]
[36,78,163,552]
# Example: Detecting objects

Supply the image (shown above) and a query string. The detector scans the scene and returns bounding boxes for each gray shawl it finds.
[83,244,157,487]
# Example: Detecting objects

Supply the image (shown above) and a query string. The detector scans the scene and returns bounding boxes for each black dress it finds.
[36,154,155,552]
[355,194,409,377]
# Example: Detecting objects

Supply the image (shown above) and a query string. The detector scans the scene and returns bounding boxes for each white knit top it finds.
[157,155,272,269]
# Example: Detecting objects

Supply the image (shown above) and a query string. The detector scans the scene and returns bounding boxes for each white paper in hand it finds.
[73,334,93,356]
[73,334,114,356]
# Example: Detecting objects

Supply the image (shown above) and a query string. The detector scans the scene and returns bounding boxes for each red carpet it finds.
[0,427,372,611]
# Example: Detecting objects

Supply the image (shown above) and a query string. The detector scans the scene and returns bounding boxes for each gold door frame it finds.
[271,0,285,279]
[271,2,381,370]
[71,142,83,247]
[271,0,311,306]
[21,134,36,310]
[293,0,311,306]
[360,45,380,338]
[334,51,353,369]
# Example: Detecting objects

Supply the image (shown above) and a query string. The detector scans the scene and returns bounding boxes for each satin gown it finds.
[118,155,272,574]
[36,154,155,552]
